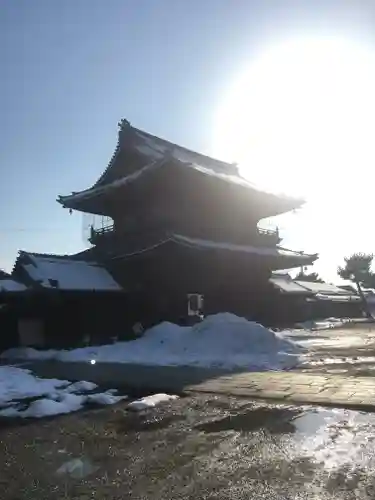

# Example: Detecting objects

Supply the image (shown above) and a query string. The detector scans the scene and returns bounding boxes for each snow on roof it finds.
[0,270,11,279]
[134,129,239,175]
[270,276,359,298]
[171,234,316,260]
[295,281,349,295]
[314,293,360,303]
[132,127,303,203]
[23,255,121,291]
[269,277,311,294]
[0,279,27,292]
[58,158,163,204]
[59,155,303,209]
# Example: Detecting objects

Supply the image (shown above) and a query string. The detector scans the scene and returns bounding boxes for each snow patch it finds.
[0,366,127,418]
[56,457,99,478]
[64,381,98,393]
[86,391,127,406]
[128,393,179,411]
[295,318,352,331]
[24,394,86,417]
[0,366,69,406]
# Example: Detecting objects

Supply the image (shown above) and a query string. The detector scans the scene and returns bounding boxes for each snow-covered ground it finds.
[1,313,303,371]
[0,366,127,418]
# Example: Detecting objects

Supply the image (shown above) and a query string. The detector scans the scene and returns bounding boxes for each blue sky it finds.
[1,0,375,279]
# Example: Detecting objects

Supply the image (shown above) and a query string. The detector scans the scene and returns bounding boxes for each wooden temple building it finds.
[57,119,318,325]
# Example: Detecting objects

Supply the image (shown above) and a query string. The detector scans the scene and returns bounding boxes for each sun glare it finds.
[213,37,375,200]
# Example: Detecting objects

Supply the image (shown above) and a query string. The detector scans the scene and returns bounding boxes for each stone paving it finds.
[28,360,375,411]
[186,371,375,410]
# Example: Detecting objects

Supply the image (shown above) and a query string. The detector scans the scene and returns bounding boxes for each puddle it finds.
[292,408,334,435]
[195,404,375,477]
[115,413,183,433]
[195,407,301,434]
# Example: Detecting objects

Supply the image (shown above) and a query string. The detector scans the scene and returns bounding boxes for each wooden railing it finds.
[89,223,280,247]
[258,226,278,236]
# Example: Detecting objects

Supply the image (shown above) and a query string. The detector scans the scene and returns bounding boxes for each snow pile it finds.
[1,313,302,370]
[0,346,57,361]
[128,393,179,411]
[0,366,127,418]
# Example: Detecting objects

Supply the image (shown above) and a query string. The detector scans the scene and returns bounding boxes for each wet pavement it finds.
[2,394,375,499]
[288,323,375,376]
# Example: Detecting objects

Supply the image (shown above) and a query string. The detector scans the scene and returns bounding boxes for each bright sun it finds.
[213,37,375,200]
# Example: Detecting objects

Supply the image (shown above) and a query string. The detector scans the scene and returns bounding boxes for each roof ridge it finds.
[94,119,127,187]
[133,125,234,169]
[94,118,239,188]
[19,250,76,259]
[18,250,98,264]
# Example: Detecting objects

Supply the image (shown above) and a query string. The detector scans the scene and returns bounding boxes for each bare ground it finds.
[0,395,270,500]
[2,394,375,500]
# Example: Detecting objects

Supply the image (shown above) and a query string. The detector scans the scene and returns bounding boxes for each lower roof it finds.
[109,233,317,269]
[270,275,358,299]
[18,252,122,292]
[0,279,27,293]
[269,277,312,294]
[294,280,349,295]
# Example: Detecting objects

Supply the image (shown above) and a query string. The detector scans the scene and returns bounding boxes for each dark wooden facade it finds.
[0,288,145,351]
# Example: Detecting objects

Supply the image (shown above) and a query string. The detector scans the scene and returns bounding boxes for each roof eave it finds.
[271,254,318,271]
[57,171,305,216]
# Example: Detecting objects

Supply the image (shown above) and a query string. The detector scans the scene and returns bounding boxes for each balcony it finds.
[88,222,114,245]
[88,220,280,248]
[257,226,281,246]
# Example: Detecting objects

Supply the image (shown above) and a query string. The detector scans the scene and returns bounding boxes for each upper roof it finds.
[17,252,121,291]
[96,119,241,186]
[57,119,305,216]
